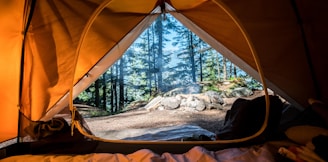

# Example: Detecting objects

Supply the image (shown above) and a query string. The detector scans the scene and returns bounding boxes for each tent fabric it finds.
[0,0,24,142]
[1,0,327,143]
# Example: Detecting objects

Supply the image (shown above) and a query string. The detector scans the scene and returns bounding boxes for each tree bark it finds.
[119,58,125,111]
[102,73,107,110]
[223,57,227,81]
[156,16,163,91]
[94,79,100,108]
[189,32,196,82]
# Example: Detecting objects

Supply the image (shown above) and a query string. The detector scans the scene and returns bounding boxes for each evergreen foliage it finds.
[75,14,262,114]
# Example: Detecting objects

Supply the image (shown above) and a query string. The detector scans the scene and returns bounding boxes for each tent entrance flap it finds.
[41,6,161,121]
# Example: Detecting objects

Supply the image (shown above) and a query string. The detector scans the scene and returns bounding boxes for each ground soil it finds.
[84,90,267,139]
[85,108,227,136]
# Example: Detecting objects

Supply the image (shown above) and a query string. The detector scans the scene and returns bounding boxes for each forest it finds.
[74,14,262,114]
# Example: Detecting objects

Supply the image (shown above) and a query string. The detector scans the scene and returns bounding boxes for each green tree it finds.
[75,13,263,115]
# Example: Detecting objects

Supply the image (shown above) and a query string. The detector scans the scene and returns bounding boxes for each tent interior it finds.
[1,0,328,161]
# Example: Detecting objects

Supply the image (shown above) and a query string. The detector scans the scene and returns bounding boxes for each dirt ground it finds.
[85,108,227,137]
[84,90,268,139]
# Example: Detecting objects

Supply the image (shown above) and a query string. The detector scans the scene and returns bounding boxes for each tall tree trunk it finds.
[119,58,124,111]
[102,73,107,110]
[199,38,203,82]
[223,57,227,81]
[114,64,119,112]
[217,54,221,81]
[94,79,100,108]
[229,62,233,79]
[233,65,237,78]
[189,32,196,82]
[147,29,152,97]
[199,52,203,82]
[152,24,157,92]
[110,68,115,113]
[156,16,163,91]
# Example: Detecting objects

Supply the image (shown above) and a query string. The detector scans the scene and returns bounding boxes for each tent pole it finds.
[210,0,270,143]
[69,0,115,136]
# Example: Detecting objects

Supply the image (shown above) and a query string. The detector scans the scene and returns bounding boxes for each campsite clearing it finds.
[84,90,268,140]
[85,108,226,139]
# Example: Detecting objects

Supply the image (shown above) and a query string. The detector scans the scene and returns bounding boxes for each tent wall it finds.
[0,0,24,142]
[294,0,328,105]
[220,0,327,107]
[21,0,158,122]
[41,10,161,121]
[20,0,99,121]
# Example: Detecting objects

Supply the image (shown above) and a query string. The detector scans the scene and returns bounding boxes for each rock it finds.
[230,87,253,97]
[220,87,253,98]
[157,106,165,110]
[180,98,188,107]
[175,95,183,100]
[194,99,206,111]
[144,88,254,112]
[161,97,181,110]
[184,96,206,111]
[186,95,194,102]
[125,101,148,110]
[144,96,163,111]
[206,103,224,110]
[204,91,224,104]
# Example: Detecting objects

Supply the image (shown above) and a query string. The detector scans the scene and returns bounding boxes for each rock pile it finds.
[144,90,225,112]
[144,85,255,112]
